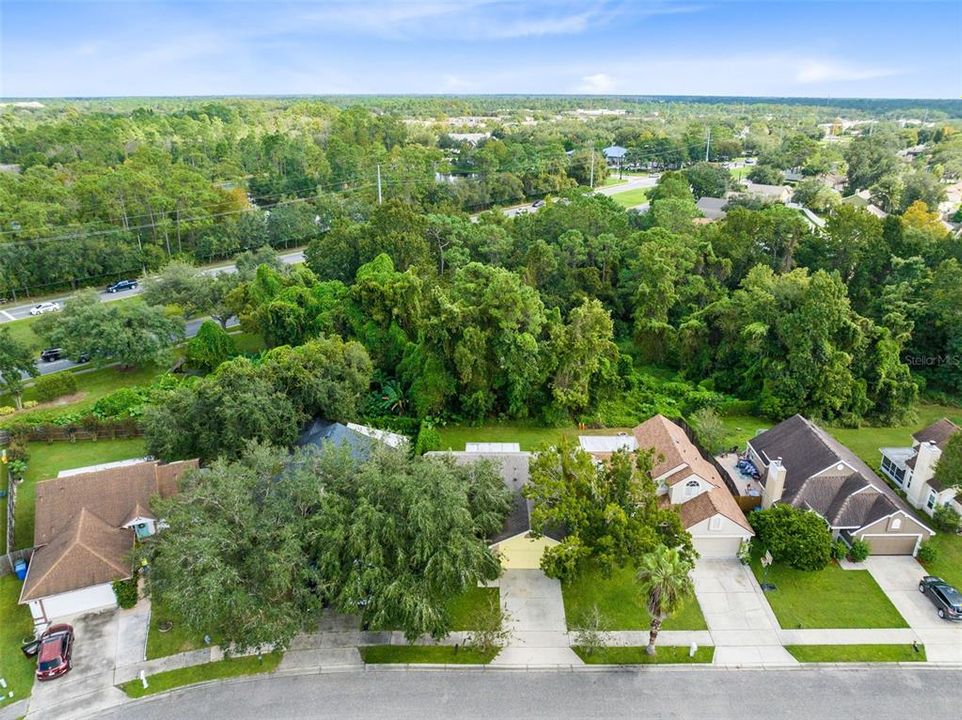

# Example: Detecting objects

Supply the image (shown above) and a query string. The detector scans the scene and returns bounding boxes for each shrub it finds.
[112,578,139,609]
[830,539,848,561]
[932,504,961,533]
[572,605,611,656]
[0,406,14,416]
[23,400,38,409]
[92,387,149,419]
[847,538,871,563]
[6,435,28,463]
[748,504,832,570]
[413,420,441,455]
[689,406,726,454]
[33,372,79,402]
[917,541,938,564]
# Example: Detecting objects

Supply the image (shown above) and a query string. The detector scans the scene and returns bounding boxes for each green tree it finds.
[683,162,731,199]
[747,164,784,185]
[933,433,962,496]
[748,504,832,571]
[525,441,694,580]
[689,406,727,454]
[186,320,237,372]
[635,546,695,655]
[548,298,619,416]
[0,327,38,409]
[141,260,210,317]
[35,290,184,368]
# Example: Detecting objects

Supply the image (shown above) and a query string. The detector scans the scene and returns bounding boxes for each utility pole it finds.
[589,150,595,189]
[376,164,383,205]
[705,127,712,162]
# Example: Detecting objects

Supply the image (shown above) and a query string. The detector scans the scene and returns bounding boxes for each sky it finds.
[1,1,960,99]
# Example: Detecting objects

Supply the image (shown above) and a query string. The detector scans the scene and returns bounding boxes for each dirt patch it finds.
[6,392,88,416]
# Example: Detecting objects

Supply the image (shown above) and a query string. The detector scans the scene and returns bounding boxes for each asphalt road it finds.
[0,249,305,324]
[91,667,957,720]
[477,174,660,220]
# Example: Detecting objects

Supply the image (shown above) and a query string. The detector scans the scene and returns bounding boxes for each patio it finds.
[716,452,763,497]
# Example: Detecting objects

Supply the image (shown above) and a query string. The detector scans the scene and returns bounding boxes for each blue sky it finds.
[2,1,959,98]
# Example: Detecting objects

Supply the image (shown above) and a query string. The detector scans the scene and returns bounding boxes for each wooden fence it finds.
[675,417,744,499]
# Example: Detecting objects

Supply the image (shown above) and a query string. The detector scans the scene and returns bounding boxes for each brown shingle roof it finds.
[633,415,752,533]
[21,459,197,603]
[913,418,960,450]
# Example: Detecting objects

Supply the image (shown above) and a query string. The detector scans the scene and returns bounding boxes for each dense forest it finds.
[2,96,961,430]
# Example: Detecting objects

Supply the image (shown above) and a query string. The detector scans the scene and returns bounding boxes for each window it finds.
[890,517,902,530]
[709,516,723,531]
[927,492,937,510]
[684,480,700,498]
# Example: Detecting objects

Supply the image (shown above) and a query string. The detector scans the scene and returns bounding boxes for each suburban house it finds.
[19,458,198,625]
[747,415,934,555]
[879,418,961,516]
[738,181,791,203]
[696,196,728,220]
[602,145,628,166]
[580,415,754,558]
[296,419,408,460]
[425,444,563,569]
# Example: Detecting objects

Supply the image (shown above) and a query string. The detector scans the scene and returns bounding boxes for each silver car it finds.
[30,302,61,316]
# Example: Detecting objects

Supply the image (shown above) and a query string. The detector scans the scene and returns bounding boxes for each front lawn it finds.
[0,574,37,707]
[146,597,216,660]
[447,586,499,631]
[750,559,907,629]
[563,563,707,631]
[786,644,925,663]
[13,437,147,549]
[574,645,714,665]
[119,652,282,698]
[359,645,497,664]
[610,188,649,208]
[921,533,962,590]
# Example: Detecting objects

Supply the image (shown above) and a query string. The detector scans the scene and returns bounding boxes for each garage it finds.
[859,534,921,556]
[692,535,744,558]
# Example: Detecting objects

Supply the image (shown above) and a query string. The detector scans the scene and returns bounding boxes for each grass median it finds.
[119,652,282,698]
[786,644,925,663]
[360,645,498,664]
[574,646,714,664]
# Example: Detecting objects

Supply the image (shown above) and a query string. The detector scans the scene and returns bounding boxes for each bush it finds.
[33,372,79,402]
[6,435,29,463]
[748,504,832,570]
[23,400,38,409]
[413,420,441,455]
[917,541,938,564]
[847,538,871,563]
[92,387,149,419]
[0,406,14,416]
[112,578,139,609]
[932,504,961,533]
[830,539,848,561]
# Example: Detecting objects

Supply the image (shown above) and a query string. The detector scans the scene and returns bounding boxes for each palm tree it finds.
[635,546,694,655]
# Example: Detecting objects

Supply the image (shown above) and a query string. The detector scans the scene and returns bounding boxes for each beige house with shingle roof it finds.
[581,415,754,558]
[880,418,961,517]
[20,459,197,625]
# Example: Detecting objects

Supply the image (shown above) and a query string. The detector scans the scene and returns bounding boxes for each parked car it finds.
[919,576,962,621]
[532,199,546,208]
[105,279,138,293]
[36,624,74,681]
[39,348,89,363]
[29,302,61,316]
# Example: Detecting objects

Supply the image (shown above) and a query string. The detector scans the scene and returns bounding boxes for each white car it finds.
[29,302,61,316]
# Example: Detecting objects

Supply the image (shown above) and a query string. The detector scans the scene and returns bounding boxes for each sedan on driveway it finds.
[919,576,962,621]
[30,301,61,316]
[36,623,74,681]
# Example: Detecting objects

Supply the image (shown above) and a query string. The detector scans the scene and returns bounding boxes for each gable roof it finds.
[913,418,960,450]
[632,415,753,533]
[21,459,197,603]
[749,415,930,531]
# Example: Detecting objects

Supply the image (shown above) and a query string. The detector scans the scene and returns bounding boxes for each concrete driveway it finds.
[26,610,127,719]
[692,559,797,667]
[491,569,581,666]
[863,556,962,662]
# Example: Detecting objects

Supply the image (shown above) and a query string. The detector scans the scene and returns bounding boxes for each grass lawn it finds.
[146,597,217,660]
[2,315,45,352]
[610,188,649,208]
[436,422,633,452]
[119,652,282,698]
[562,564,707,631]
[13,437,147,550]
[0,574,37,707]
[718,413,772,450]
[786,644,925,663]
[921,532,962,590]
[447,586,499,631]
[750,558,907,629]
[603,177,628,187]
[0,365,164,426]
[1,463,8,553]
[229,331,266,354]
[574,645,714,665]
[359,645,497,665]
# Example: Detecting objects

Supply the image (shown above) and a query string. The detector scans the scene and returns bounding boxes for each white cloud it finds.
[577,73,617,93]
[795,60,895,84]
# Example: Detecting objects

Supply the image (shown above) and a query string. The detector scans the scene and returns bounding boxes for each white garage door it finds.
[692,536,743,558]
[34,583,117,622]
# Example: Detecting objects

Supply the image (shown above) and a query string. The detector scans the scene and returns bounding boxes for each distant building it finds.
[296,419,408,461]
[740,181,791,203]
[696,196,728,220]
[602,145,628,166]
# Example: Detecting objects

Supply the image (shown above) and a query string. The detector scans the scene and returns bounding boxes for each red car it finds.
[36,624,73,681]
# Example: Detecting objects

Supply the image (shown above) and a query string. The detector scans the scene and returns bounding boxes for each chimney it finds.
[762,457,786,509]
